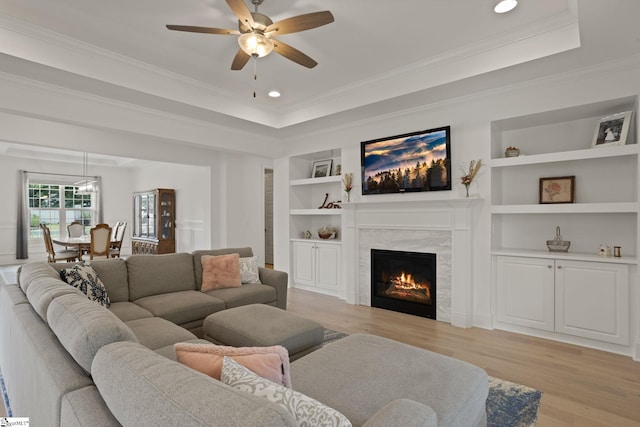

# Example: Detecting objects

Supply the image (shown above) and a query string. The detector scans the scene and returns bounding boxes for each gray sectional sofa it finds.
[0,247,489,427]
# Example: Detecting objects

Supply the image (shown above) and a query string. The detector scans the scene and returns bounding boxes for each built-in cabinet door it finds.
[315,243,341,291]
[292,241,315,286]
[496,256,555,332]
[555,260,629,345]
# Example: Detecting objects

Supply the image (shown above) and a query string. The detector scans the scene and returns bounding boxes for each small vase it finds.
[464,183,470,198]
[345,191,351,202]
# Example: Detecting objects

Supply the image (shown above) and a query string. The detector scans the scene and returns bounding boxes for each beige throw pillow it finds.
[201,253,241,291]
[239,256,261,284]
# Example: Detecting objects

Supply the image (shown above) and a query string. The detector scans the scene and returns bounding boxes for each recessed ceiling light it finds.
[494,0,517,14]
[268,90,281,98]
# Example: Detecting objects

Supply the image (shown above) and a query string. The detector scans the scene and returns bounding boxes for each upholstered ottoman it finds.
[203,304,324,361]
[290,333,489,427]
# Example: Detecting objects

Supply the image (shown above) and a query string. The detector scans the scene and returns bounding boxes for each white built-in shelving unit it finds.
[289,149,343,296]
[490,96,638,355]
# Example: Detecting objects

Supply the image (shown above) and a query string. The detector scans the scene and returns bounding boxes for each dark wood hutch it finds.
[131,188,175,254]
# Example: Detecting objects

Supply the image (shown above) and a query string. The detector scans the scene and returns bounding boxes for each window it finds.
[29,183,94,239]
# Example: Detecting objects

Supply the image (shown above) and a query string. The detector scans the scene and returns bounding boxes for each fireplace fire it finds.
[371,249,436,319]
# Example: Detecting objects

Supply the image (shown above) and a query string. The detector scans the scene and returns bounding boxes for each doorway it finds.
[264,168,274,266]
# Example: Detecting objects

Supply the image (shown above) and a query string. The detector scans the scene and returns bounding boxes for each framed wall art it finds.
[591,111,633,147]
[311,159,333,178]
[539,176,575,204]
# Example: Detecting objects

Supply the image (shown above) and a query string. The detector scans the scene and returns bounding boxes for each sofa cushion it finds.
[125,317,197,350]
[201,253,242,291]
[51,259,130,303]
[47,292,139,373]
[18,261,62,294]
[134,290,225,325]
[203,284,276,309]
[84,258,130,302]
[60,262,111,307]
[61,385,120,427]
[127,253,196,300]
[192,248,254,291]
[240,256,262,284]
[108,301,154,322]
[92,341,297,427]
[221,357,352,427]
[175,342,291,386]
[26,276,84,323]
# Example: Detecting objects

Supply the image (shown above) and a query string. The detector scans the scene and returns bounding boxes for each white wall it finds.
[133,162,212,253]
[274,57,640,334]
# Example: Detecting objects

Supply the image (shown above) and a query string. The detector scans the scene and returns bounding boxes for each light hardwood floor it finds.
[287,288,640,427]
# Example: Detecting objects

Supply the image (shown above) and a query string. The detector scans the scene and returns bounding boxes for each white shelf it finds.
[290,238,341,244]
[492,248,638,264]
[290,176,342,186]
[490,144,638,168]
[290,209,343,215]
[491,202,638,214]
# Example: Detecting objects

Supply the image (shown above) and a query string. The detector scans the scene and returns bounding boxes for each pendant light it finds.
[75,152,97,194]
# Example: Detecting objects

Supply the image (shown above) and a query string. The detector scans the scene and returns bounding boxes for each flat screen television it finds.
[361,126,451,195]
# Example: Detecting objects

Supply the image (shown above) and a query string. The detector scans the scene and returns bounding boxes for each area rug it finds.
[0,368,11,417]
[322,329,542,426]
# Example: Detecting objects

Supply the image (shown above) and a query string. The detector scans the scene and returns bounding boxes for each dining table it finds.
[52,235,117,260]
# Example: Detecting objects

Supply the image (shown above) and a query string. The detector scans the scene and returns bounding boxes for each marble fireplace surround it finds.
[342,198,481,328]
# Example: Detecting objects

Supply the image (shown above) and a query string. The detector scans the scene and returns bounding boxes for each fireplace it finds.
[370,249,436,319]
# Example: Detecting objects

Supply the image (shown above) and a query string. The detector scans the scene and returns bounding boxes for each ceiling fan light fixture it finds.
[238,32,274,57]
[494,0,518,14]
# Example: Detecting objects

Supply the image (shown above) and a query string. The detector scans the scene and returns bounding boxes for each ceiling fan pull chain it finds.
[253,55,257,98]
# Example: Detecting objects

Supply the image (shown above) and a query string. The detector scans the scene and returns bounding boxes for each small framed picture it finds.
[592,111,633,147]
[311,159,333,178]
[540,176,575,204]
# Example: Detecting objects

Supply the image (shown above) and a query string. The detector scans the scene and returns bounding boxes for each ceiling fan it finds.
[166,0,334,71]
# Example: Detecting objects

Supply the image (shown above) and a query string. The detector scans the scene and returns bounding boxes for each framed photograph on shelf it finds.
[539,176,575,204]
[311,159,333,178]
[591,111,633,147]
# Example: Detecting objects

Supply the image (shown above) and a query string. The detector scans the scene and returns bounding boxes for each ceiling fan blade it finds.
[231,49,251,70]
[266,11,334,36]
[166,25,239,35]
[272,39,317,68]
[226,0,255,28]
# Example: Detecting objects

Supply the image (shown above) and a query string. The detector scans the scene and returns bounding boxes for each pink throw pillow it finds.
[201,254,242,291]
[174,342,291,387]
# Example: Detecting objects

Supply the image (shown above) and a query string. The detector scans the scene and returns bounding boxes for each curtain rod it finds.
[22,170,99,179]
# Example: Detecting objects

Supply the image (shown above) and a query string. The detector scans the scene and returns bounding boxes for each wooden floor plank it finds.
[287,288,640,427]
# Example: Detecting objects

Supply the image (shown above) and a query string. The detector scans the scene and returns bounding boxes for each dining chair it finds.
[110,221,127,258]
[89,223,112,260]
[67,221,85,238]
[40,223,78,263]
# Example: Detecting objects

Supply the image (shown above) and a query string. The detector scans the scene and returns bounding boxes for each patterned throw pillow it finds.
[221,357,352,427]
[239,256,261,284]
[60,262,111,307]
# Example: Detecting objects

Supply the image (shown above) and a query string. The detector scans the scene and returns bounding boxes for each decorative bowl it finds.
[505,148,520,157]
[318,226,338,240]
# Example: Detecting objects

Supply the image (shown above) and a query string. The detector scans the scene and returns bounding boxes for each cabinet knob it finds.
[547,265,552,269]
[557,265,562,269]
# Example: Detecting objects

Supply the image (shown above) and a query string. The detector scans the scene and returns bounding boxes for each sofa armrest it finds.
[362,399,437,427]
[258,267,288,310]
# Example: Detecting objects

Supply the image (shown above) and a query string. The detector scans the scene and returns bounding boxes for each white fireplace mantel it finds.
[341,198,483,328]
